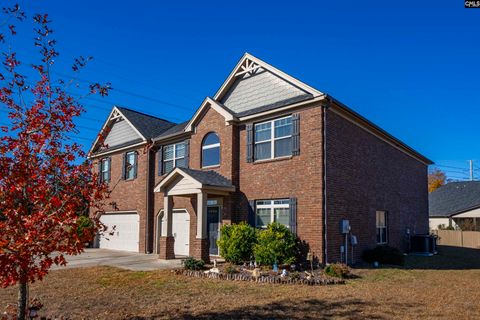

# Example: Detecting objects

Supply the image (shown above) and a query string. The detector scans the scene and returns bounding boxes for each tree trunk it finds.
[17,281,28,320]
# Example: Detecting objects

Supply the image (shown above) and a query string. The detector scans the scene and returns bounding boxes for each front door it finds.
[207,206,220,255]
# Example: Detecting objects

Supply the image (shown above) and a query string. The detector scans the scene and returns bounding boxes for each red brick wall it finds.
[325,107,429,263]
[92,144,149,253]
[238,104,325,262]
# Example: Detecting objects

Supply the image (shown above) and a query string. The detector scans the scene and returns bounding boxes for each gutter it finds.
[145,142,153,254]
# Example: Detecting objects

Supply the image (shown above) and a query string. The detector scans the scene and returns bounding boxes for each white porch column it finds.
[162,195,173,237]
[196,191,208,239]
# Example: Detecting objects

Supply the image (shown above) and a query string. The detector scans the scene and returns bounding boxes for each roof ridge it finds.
[116,106,176,124]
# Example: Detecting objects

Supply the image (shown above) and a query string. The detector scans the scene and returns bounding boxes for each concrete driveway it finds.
[52,249,182,271]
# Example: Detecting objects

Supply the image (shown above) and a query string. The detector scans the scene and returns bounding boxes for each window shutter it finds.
[289,197,297,235]
[107,157,112,183]
[184,140,190,168]
[133,151,138,179]
[247,200,256,227]
[292,113,300,156]
[157,146,163,176]
[246,124,254,163]
[121,153,126,180]
[97,160,102,183]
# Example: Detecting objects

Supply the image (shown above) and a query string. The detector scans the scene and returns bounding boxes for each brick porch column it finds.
[159,195,175,260]
[195,191,209,262]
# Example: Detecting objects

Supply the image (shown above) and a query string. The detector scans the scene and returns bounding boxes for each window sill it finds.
[253,155,292,165]
[201,165,220,170]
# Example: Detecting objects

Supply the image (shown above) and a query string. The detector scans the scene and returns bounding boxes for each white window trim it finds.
[202,134,221,168]
[255,199,290,228]
[254,115,292,161]
[164,142,185,172]
[101,158,109,182]
[376,210,388,244]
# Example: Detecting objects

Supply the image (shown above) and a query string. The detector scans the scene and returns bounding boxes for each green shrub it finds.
[217,222,257,264]
[224,264,239,274]
[324,263,350,278]
[253,222,297,266]
[362,245,405,266]
[183,257,205,270]
[77,215,93,238]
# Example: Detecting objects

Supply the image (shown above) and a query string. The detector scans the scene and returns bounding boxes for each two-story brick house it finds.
[89,53,432,264]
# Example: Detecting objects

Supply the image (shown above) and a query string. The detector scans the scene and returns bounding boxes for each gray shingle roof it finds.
[234,93,313,117]
[117,106,176,139]
[429,181,480,217]
[154,121,189,140]
[180,168,233,188]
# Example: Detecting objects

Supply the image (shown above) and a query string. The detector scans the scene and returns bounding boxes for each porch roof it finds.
[154,167,235,194]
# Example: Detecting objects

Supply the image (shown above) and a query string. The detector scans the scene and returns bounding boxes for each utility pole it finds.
[469,160,474,181]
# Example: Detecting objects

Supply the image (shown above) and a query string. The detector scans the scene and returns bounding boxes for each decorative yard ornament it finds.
[0,4,111,319]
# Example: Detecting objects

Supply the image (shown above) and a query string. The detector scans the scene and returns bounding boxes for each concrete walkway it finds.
[52,249,183,271]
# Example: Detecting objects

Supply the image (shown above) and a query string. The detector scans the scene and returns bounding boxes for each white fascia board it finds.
[185,97,237,132]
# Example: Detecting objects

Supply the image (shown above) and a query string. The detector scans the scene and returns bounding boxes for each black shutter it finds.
[246,124,254,163]
[289,197,297,235]
[133,151,138,179]
[157,146,163,176]
[247,200,256,227]
[292,113,300,156]
[121,153,126,180]
[184,140,190,168]
[97,160,102,183]
[107,157,112,183]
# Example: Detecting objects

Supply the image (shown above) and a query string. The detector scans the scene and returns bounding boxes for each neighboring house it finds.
[429,181,480,231]
[89,53,432,264]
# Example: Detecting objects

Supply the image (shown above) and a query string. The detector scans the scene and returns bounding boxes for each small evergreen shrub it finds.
[324,263,350,278]
[183,257,205,270]
[217,222,257,264]
[362,245,405,266]
[253,222,297,266]
[77,215,93,237]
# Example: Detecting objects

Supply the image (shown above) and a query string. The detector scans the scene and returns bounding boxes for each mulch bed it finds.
[174,269,346,285]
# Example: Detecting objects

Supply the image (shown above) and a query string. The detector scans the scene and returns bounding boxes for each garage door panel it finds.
[99,213,139,252]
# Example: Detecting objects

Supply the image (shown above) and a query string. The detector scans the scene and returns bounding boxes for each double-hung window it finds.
[255,199,290,229]
[163,142,186,174]
[202,133,220,167]
[124,151,137,180]
[254,116,292,161]
[100,158,110,183]
[376,211,388,244]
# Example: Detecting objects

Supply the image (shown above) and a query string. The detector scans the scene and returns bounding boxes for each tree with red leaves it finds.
[0,4,111,319]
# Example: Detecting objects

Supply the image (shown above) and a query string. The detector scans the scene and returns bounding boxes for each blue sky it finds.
[5,1,480,180]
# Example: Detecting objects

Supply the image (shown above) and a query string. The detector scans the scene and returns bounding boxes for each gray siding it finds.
[220,69,308,114]
[104,119,142,147]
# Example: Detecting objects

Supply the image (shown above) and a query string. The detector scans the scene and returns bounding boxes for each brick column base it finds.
[192,238,210,263]
[159,236,175,260]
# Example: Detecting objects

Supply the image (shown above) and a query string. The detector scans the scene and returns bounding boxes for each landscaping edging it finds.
[174,269,346,286]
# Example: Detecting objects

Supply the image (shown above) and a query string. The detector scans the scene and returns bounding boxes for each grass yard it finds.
[1,246,480,319]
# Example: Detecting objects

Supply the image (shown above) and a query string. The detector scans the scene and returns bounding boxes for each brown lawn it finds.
[1,246,480,320]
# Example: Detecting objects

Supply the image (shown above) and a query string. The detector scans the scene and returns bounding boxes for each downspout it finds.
[322,96,332,265]
[145,142,153,254]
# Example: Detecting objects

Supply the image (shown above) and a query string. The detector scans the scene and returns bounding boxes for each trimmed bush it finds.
[77,215,93,238]
[183,257,205,270]
[324,263,350,278]
[362,245,405,266]
[217,222,257,264]
[253,222,297,266]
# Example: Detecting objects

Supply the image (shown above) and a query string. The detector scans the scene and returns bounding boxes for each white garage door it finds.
[99,213,140,252]
[172,210,190,256]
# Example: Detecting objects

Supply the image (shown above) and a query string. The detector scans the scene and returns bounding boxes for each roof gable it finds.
[185,97,236,133]
[213,53,324,116]
[89,106,175,156]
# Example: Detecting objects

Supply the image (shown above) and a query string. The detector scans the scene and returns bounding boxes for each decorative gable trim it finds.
[185,97,237,133]
[88,106,147,157]
[213,53,325,102]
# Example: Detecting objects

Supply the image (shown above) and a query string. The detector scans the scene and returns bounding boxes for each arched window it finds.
[202,133,220,167]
